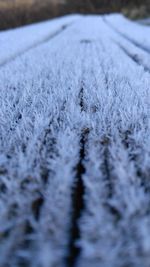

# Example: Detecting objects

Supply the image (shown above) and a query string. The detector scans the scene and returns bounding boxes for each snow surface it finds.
[0,14,81,66]
[105,14,150,52]
[0,14,150,267]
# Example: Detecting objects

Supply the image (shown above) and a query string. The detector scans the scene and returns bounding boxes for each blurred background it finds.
[0,0,150,30]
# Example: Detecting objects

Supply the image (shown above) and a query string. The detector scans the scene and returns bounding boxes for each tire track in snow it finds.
[113,41,150,74]
[103,16,150,54]
[0,22,74,68]
[100,16,150,75]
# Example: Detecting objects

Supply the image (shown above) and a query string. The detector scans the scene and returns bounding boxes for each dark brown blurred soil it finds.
[0,0,149,30]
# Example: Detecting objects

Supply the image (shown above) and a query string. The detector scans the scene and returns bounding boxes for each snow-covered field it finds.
[0,14,150,267]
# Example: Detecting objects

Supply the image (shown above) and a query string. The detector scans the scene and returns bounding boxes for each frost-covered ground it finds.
[0,14,150,267]
[138,18,150,26]
[0,14,80,66]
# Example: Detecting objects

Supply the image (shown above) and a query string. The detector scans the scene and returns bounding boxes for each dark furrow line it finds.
[0,22,72,68]
[31,128,57,220]
[31,194,44,221]
[103,16,150,54]
[39,127,55,184]
[79,88,84,112]
[136,169,150,195]
[97,55,125,223]
[118,130,150,222]
[101,136,113,199]
[16,220,35,267]
[121,130,150,195]
[66,129,89,267]
[79,87,86,112]
[114,41,150,73]
[101,136,122,223]
[66,84,88,267]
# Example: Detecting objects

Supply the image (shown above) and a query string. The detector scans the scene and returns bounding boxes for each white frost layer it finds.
[105,14,150,52]
[0,14,150,267]
[0,14,81,66]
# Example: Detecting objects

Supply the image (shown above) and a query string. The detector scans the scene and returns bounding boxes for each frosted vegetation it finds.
[0,14,80,66]
[0,14,150,267]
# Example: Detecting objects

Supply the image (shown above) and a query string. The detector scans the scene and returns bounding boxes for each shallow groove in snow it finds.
[103,16,150,54]
[114,41,150,73]
[0,23,73,68]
